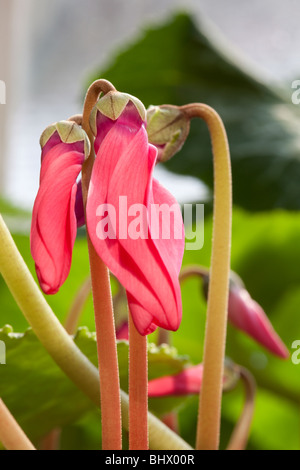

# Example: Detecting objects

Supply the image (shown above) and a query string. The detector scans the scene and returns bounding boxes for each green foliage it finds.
[1,208,300,449]
[0,326,188,446]
[90,13,300,211]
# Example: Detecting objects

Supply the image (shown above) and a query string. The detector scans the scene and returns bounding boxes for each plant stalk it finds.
[81,79,122,450]
[182,104,232,450]
[129,313,149,450]
[0,399,35,450]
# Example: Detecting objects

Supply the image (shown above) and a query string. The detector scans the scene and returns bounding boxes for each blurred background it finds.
[1,0,300,451]
[1,0,300,209]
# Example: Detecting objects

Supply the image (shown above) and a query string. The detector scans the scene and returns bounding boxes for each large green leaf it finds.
[0,326,188,445]
[90,13,300,211]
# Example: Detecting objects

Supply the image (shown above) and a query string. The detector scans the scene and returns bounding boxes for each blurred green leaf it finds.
[0,230,94,332]
[176,207,300,449]
[91,13,300,210]
[0,326,188,445]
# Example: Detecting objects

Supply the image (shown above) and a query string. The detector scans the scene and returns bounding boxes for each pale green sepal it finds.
[147,105,190,162]
[40,121,91,158]
[90,91,146,135]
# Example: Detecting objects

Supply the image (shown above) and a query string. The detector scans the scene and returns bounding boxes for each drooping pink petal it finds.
[228,286,289,359]
[31,143,84,294]
[86,107,185,335]
[148,364,204,397]
[147,179,185,330]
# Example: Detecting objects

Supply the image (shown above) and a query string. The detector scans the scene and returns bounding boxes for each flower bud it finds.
[203,270,288,359]
[40,120,90,158]
[89,90,146,135]
[146,105,190,162]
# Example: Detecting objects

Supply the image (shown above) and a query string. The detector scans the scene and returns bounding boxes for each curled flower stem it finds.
[64,276,92,334]
[179,265,209,284]
[0,399,35,450]
[0,215,192,450]
[81,79,122,450]
[67,114,83,126]
[129,313,149,450]
[181,104,232,450]
[227,367,256,451]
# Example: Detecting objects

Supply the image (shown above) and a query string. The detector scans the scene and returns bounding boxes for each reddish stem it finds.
[81,80,122,450]
[129,313,149,450]
[0,399,35,451]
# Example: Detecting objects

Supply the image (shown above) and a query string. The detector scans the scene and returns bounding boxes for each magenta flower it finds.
[30,92,185,336]
[228,282,289,359]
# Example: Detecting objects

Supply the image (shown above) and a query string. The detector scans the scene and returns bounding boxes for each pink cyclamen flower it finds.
[30,121,90,294]
[31,92,185,336]
[86,92,185,335]
[228,278,289,359]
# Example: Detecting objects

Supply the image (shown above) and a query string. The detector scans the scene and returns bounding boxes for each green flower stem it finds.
[182,104,232,450]
[0,215,191,450]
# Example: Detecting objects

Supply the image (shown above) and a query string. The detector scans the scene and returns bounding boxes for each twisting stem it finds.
[179,265,209,283]
[227,367,256,451]
[80,79,122,450]
[182,104,232,450]
[0,215,192,450]
[129,314,149,449]
[64,276,92,334]
[0,399,35,450]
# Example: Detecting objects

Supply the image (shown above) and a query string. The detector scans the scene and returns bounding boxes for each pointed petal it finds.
[147,179,185,330]
[229,287,289,359]
[127,293,158,336]
[31,144,83,294]
[148,364,204,397]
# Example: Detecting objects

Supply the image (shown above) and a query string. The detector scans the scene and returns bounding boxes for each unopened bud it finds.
[146,105,190,162]
[40,121,90,158]
[90,91,146,135]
